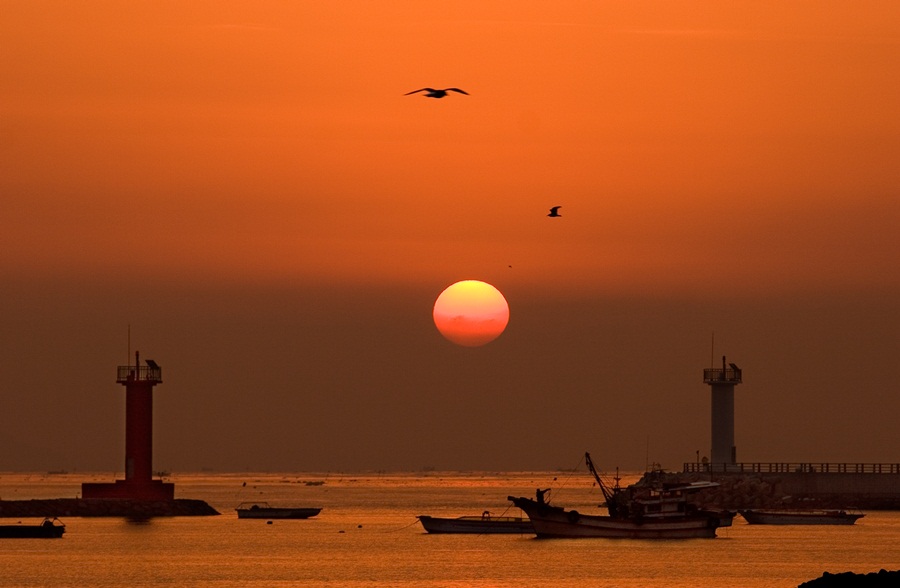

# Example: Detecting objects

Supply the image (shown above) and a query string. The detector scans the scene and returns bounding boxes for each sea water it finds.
[2,472,899,587]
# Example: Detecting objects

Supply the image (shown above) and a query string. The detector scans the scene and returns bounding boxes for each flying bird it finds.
[547,206,562,217]
[404,88,469,98]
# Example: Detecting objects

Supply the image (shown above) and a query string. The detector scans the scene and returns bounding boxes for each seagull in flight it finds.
[547,206,562,217]
[405,88,469,98]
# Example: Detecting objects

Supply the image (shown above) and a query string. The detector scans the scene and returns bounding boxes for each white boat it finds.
[418,513,533,534]
[235,502,322,519]
[740,509,864,525]
[509,453,732,539]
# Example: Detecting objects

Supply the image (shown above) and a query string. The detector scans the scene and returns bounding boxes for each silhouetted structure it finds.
[647,356,900,510]
[82,351,174,501]
[703,355,742,467]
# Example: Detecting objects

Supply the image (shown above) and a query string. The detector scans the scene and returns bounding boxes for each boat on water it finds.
[0,518,66,538]
[418,512,534,534]
[235,502,322,519]
[509,452,733,539]
[740,509,864,525]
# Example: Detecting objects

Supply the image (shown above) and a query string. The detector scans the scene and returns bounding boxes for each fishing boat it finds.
[418,512,534,534]
[0,518,66,538]
[509,453,732,539]
[235,502,322,519]
[739,509,864,525]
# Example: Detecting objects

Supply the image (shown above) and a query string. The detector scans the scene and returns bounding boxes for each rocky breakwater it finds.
[0,498,220,517]
[638,469,897,510]
[636,470,787,509]
[691,474,786,510]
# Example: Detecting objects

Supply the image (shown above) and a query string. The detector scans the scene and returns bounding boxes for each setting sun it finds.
[433,280,510,347]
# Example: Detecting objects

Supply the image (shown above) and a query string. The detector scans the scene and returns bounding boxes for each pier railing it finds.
[116,365,163,384]
[683,462,900,474]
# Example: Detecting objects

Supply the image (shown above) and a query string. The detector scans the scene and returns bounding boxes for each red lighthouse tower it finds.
[82,351,174,501]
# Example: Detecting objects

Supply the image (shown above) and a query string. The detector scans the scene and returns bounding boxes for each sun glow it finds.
[432,280,510,347]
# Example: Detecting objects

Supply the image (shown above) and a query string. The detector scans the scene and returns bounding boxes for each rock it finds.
[798,569,900,587]
[0,498,219,517]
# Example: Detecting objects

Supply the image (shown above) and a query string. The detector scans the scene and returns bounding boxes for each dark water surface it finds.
[2,472,898,587]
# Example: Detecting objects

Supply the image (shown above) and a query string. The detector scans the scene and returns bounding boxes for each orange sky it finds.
[1,2,898,472]
[4,1,897,294]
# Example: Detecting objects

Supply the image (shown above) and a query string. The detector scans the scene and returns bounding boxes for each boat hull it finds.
[740,510,864,525]
[418,515,533,534]
[236,507,322,519]
[509,496,720,539]
[0,521,65,538]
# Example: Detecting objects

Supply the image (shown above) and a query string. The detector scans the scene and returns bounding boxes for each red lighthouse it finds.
[82,351,174,501]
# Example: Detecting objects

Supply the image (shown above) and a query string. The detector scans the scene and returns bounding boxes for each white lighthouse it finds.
[703,356,742,467]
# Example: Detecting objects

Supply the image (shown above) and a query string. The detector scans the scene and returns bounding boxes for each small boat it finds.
[0,518,66,538]
[235,502,322,519]
[740,509,864,525]
[509,452,732,539]
[418,512,534,534]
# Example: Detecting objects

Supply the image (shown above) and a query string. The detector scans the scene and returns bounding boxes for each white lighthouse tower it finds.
[703,356,742,468]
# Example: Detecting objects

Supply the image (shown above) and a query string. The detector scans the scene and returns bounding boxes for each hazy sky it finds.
[2,1,898,474]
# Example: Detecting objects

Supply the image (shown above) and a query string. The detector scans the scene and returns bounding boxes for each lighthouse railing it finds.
[703,367,742,384]
[116,365,163,383]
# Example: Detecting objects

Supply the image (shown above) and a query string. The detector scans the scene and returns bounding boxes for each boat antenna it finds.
[645,435,650,473]
[710,331,715,369]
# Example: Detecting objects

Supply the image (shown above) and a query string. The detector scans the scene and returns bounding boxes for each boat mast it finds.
[585,452,616,508]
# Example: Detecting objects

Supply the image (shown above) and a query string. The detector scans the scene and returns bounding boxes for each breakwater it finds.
[0,498,219,517]
[647,462,900,510]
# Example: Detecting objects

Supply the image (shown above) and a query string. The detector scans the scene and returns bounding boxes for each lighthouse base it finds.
[82,479,175,501]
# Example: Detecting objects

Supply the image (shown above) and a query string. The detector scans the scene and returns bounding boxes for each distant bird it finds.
[404,87,469,98]
[547,206,562,217]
